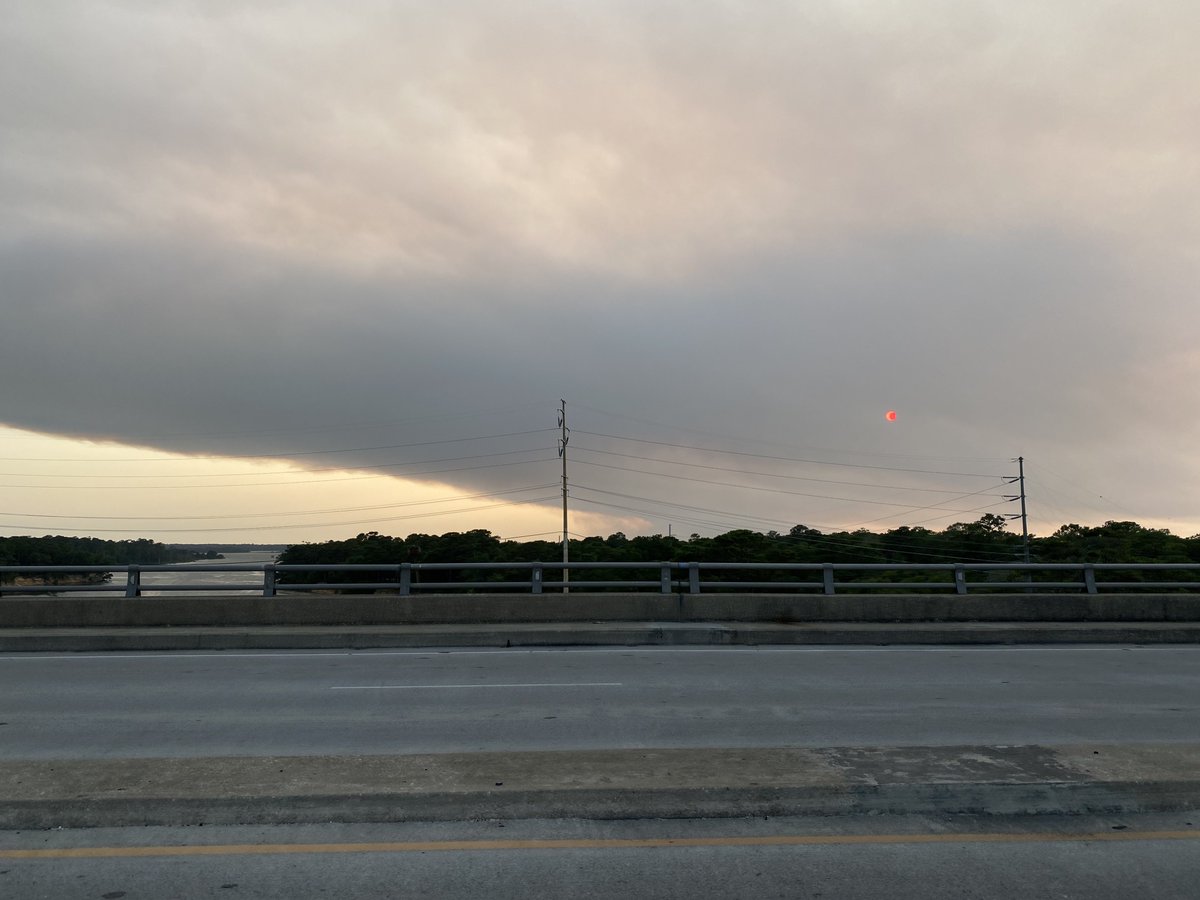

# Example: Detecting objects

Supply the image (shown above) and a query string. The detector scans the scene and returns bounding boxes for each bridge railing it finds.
[2,561,1200,597]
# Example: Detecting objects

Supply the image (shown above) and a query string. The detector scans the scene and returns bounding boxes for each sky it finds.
[2,0,1197,546]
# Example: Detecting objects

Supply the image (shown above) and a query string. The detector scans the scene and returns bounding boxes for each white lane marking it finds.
[331,682,623,690]
[0,652,364,661]
[0,645,1190,661]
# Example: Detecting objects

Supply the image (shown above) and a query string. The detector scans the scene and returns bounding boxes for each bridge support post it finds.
[954,566,968,595]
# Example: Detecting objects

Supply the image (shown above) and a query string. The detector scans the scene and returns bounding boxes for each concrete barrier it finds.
[2,592,1200,628]
[5,743,1200,827]
[683,593,1200,623]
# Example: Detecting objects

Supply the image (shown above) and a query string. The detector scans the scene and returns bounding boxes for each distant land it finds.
[168,544,289,554]
[0,538,287,571]
[5,521,1198,572]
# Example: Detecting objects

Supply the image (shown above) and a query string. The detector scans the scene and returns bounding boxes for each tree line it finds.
[274,516,1200,589]
[0,535,216,569]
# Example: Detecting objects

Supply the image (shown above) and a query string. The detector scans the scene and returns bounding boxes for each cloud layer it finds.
[2,1,1197,540]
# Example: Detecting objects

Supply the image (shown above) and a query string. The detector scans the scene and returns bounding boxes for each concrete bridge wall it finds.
[3,592,1200,628]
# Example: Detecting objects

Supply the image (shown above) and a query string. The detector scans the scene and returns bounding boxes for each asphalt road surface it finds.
[3,813,1199,900]
[2,645,1198,759]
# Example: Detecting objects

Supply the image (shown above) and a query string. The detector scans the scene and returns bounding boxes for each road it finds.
[2,645,1198,758]
[3,645,1199,897]
[3,813,1199,899]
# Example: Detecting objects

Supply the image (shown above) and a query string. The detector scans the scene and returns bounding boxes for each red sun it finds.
[885,410,897,422]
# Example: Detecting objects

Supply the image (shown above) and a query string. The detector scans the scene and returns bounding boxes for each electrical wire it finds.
[571,495,789,535]
[574,430,1006,478]
[0,428,557,463]
[0,484,560,521]
[0,456,558,490]
[570,403,1012,463]
[572,457,1008,508]
[569,494,1017,562]
[570,482,1022,559]
[0,447,552,480]
[879,500,1014,530]
[2,404,1035,548]
[838,482,1013,530]
[0,402,550,442]
[572,484,804,524]
[1025,461,1136,519]
[0,494,561,535]
[572,446,1005,494]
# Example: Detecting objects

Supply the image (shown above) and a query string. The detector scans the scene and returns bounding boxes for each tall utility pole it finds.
[1017,455,1030,564]
[558,399,570,593]
[1005,456,1031,564]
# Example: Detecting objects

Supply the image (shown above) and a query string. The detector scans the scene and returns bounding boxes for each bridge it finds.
[4,559,1200,596]
[3,557,1199,894]
[3,559,1200,651]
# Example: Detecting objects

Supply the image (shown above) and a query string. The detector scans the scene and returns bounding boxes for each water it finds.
[135,551,279,596]
[37,551,281,597]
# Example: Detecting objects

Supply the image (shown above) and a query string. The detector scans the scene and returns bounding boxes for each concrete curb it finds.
[3,745,1198,828]
[4,621,1200,652]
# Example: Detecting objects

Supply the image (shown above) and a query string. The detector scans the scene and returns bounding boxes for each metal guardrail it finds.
[2,561,1200,596]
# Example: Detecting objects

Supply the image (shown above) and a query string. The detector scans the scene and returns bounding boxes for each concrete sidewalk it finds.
[3,744,1198,829]
[4,620,1200,652]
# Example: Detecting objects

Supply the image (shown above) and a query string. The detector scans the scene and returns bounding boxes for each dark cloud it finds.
[2,1,1197,537]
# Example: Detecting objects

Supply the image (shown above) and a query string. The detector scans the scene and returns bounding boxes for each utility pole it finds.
[1005,456,1031,564]
[558,399,570,593]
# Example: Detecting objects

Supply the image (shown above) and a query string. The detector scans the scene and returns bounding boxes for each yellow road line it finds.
[3,830,1199,860]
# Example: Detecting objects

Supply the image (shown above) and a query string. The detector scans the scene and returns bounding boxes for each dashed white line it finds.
[330,682,623,690]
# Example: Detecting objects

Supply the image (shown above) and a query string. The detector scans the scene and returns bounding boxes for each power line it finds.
[0,428,557,463]
[0,484,559,521]
[0,494,562,535]
[568,494,1019,563]
[569,403,1011,463]
[569,483,1021,560]
[0,456,558,490]
[0,402,550,442]
[573,484,800,525]
[886,500,1013,530]
[571,495,788,535]
[1025,461,1136,519]
[0,447,552,480]
[839,482,1010,530]
[572,446,1005,494]
[574,430,1005,478]
[572,458,1007,508]
[573,483,1005,537]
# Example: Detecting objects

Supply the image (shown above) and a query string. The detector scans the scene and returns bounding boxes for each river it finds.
[53,551,281,597]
